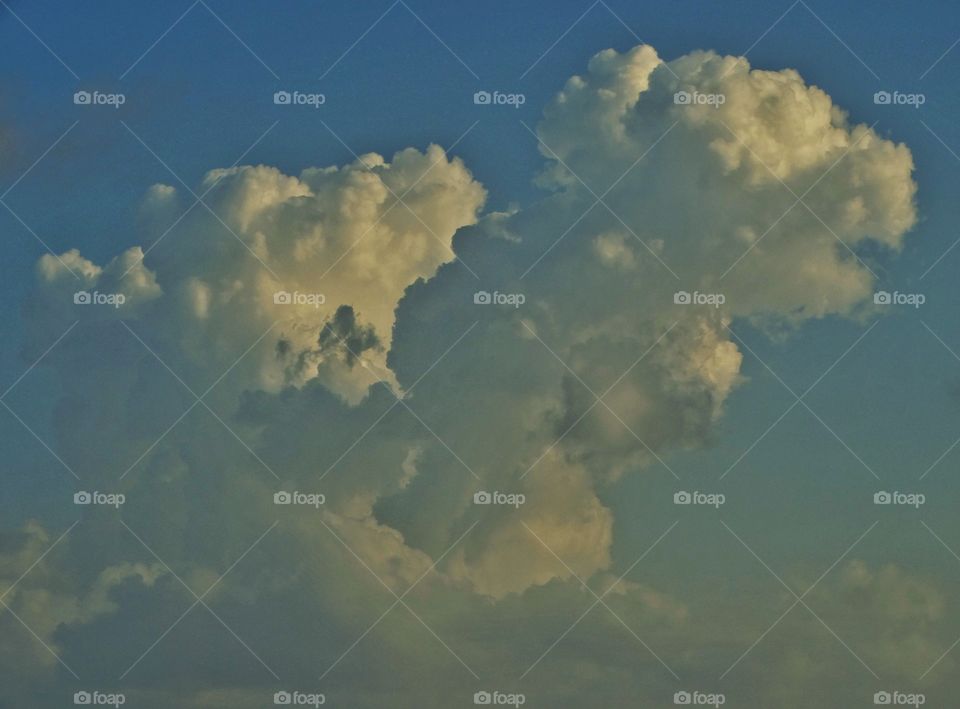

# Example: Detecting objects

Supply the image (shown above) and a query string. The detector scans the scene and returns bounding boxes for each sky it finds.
[2,1,960,707]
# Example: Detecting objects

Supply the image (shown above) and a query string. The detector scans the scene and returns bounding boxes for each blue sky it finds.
[3,1,960,707]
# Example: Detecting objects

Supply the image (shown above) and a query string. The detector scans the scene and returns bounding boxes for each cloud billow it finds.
[3,43,928,708]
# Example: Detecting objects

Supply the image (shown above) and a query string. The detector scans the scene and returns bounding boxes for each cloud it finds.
[4,41,927,708]
[0,521,165,677]
[535,44,916,322]
[446,452,613,598]
[28,145,486,404]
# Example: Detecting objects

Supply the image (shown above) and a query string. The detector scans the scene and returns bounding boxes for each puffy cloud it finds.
[24,41,918,600]
[164,146,487,402]
[35,246,161,308]
[257,39,914,600]
[551,318,742,479]
[5,40,926,708]
[447,452,613,598]
[142,183,177,206]
[391,41,916,499]
[535,44,916,323]
[27,145,485,404]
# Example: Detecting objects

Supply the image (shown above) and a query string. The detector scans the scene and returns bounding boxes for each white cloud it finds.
[7,41,928,708]
[30,145,485,405]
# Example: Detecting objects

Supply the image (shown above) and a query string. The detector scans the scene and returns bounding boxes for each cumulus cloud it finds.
[536,44,916,323]
[28,145,485,404]
[3,41,928,708]
[447,452,613,598]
